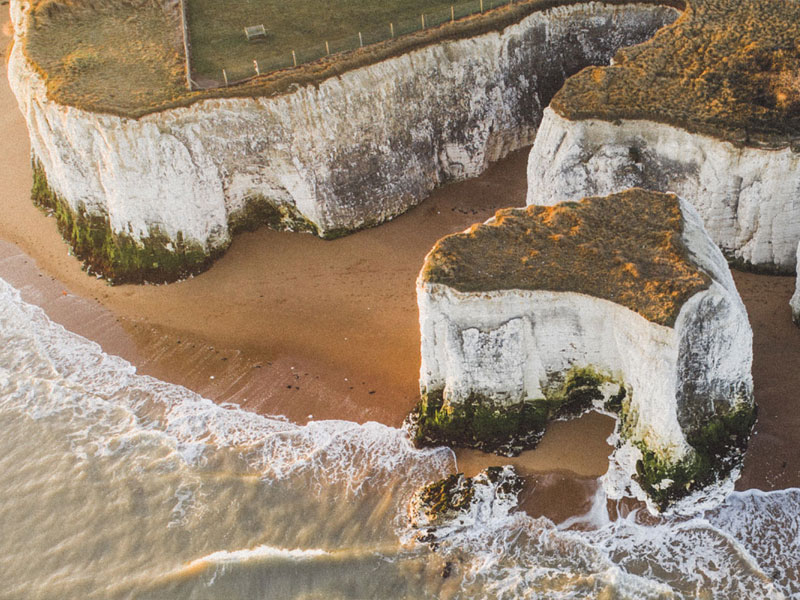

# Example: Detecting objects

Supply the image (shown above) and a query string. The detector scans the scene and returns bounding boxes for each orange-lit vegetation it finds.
[553,0,800,145]
[21,0,673,117]
[420,189,711,326]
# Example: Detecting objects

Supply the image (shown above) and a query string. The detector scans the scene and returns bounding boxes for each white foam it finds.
[405,478,800,598]
[186,545,330,568]
[0,277,454,496]
[3,276,799,598]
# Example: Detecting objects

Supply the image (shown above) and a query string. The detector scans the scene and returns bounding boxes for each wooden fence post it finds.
[254,60,260,76]
[325,41,330,55]
[421,13,425,29]
[451,5,455,22]
[223,69,228,86]
[390,22,394,38]
[292,50,297,67]
[480,0,483,12]
[358,32,363,47]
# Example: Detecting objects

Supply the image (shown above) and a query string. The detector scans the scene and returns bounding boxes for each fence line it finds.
[185,0,524,90]
[178,0,195,90]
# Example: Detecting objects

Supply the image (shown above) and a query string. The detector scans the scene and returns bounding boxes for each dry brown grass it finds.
[23,0,797,146]
[553,0,800,146]
[20,0,674,118]
[420,189,711,326]
[23,0,188,114]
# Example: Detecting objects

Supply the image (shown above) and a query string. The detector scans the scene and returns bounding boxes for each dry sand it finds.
[1,7,798,511]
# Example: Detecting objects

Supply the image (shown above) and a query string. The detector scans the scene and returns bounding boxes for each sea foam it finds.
[2,275,799,599]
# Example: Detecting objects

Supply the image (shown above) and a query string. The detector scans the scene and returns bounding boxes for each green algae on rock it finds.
[407,466,523,545]
[409,366,616,456]
[32,159,218,284]
[611,389,757,512]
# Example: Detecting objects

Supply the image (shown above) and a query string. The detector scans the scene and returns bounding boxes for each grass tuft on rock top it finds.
[32,159,219,284]
[410,366,611,456]
[421,189,711,327]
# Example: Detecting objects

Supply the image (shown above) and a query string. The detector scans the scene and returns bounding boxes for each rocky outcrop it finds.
[411,190,755,510]
[8,0,678,281]
[527,108,800,272]
[407,466,522,546]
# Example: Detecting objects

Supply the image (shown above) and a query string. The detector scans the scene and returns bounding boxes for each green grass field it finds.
[186,0,509,84]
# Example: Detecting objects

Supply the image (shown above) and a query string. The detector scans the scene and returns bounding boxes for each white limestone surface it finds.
[8,0,677,252]
[792,242,800,325]
[526,108,800,272]
[418,197,753,472]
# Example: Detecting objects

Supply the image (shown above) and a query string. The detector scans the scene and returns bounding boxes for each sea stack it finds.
[526,0,800,273]
[411,189,755,510]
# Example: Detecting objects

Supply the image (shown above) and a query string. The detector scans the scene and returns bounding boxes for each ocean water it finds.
[1,275,798,600]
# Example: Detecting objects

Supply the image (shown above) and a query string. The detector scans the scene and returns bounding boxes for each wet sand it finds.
[2,7,798,504]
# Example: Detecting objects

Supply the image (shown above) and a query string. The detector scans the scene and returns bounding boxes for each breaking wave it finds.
[1,275,798,599]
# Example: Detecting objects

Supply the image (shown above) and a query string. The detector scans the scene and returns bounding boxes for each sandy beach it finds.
[2,5,798,508]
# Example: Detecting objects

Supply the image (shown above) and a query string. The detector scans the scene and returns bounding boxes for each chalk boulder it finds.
[525,0,800,273]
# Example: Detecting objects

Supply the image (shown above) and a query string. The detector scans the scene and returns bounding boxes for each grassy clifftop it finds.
[420,189,711,327]
[552,0,800,146]
[22,0,189,115]
[22,0,797,145]
[20,0,676,118]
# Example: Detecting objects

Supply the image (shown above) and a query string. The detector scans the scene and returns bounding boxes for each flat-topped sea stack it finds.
[527,0,800,273]
[8,0,680,282]
[411,189,755,510]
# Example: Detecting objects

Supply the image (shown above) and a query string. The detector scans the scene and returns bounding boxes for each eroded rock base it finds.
[31,158,219,284]
[407,466,522,547]
[409,366,622,456]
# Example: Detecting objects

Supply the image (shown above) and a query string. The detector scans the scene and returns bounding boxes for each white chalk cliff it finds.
[527,107,800,272]
[416,192,754,509]
[8,0,677,259]
[792,242,800,324]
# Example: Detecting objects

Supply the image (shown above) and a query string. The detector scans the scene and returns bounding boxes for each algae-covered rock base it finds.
[410,190,756,511]
[406,466,522,546]
[9,0,677,283]
[31,160,218,284]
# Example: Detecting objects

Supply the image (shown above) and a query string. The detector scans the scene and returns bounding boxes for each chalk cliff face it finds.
[792,243,800,325]
[413,191,755,510]
[8,0,677,279]
[527,108,800,272]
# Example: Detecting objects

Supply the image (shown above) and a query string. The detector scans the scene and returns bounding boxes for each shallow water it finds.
[1,276,798,600]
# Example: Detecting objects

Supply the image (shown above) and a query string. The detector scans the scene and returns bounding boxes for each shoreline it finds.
[2,7,798,506]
